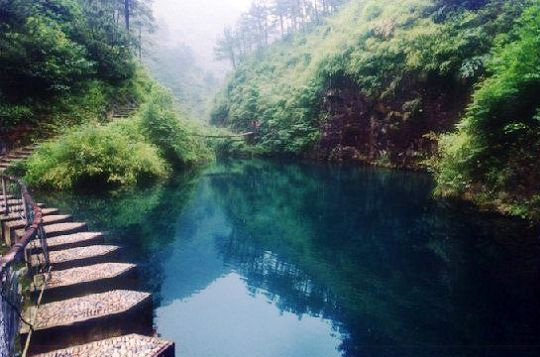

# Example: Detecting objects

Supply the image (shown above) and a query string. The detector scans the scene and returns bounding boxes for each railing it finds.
[0,175,48,357]
[0,136,14,158]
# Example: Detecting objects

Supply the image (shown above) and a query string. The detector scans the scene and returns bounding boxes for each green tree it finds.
[215,26,238,69]
[435,2,540,219]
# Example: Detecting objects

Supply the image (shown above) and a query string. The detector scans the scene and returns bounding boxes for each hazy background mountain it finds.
[151,0,251,76]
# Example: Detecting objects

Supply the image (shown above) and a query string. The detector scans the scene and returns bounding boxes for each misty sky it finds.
[152,0,252,74]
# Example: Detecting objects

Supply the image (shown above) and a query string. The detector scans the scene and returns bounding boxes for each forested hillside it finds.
[212,0,540,220]
[0,0,212,189]
[0,0,148,136]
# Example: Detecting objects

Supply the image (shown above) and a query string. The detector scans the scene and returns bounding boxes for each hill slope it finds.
[0,0,212,189]
[213,0,540,219]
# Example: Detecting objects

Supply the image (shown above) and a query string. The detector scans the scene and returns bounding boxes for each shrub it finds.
[0,103,34,129]
[139,87,214,166]
[434,2,540,219]
[24,122,168,189]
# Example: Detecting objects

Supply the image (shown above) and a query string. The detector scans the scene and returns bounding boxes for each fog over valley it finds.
[151,0,252,75]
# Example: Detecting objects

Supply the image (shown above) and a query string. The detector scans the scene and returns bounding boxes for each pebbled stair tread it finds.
[33,334,174,357]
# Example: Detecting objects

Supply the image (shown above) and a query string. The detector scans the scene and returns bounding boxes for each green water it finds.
[39,160,540,356]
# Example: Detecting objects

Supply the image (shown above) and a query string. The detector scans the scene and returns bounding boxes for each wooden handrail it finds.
[0,175,44,270]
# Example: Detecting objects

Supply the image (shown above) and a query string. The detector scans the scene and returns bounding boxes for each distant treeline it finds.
[215,0,346,69]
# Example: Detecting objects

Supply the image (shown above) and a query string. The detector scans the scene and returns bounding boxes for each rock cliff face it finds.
[314,78,470,169]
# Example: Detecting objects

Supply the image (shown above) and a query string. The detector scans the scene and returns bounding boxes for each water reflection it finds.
[158,273,341,357]
[39,160,540,356]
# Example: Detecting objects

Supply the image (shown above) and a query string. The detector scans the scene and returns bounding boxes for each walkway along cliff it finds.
[0,144,174,356]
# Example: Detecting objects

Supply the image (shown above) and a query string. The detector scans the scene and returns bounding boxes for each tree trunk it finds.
[230,51,237,70]
[138,24,142,60]
[124,0,130,31]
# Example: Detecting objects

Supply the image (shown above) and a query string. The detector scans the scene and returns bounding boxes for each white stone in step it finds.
[0,208,59,222]
[21,290,151,333]
[29,245,120,268]
[29,232,104,251]
[41,208,61,216]
[7,214,72,230]
[3,157,26,164]
[6,201,45,210]
[16,221,87,238]
[0,202,24,211]
[15,147,35,153]
[37,263,136,291]
[6,152,30,158]
[33,334,174,357]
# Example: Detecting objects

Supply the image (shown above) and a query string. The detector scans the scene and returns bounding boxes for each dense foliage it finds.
[213,0,525,154]
[139,86,214,166]
[0,0,151,138]
[0,0,213,188]
[212,0,540,219]
[435,3,540,219]
[22,84,214,189]
[23,121,168,189]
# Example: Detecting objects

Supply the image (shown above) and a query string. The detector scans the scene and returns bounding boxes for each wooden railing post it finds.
[1,176,8,216]
[22,189,28,225]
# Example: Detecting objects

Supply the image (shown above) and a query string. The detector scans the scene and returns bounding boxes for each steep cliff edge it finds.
[314,77,469,168]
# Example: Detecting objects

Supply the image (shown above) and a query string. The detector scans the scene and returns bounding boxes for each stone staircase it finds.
[0,144,37,172]
[33,334,174,357]
[111,103,139,120]
[0,146,174,356]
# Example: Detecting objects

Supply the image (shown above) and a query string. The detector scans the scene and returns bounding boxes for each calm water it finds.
[39,160,540,356]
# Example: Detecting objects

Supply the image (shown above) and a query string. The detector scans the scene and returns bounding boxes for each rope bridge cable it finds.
[191,132,255,139]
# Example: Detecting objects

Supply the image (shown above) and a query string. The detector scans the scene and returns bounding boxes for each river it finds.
[39,159,540,356]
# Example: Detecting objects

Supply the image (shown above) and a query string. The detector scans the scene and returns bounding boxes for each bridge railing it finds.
[0,175,48,357]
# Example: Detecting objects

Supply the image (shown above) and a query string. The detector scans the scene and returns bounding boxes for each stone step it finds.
[35,263,137,303]
[24,222,87,238]
[7,214,72,231]
[33,334,174,357]
[29,232,105,252]
[0,199,25,209]
[16,221,87,239]
[3,198,22,204]
[41,207,60,216]
[22,291,153,355]
[22,290,151,333]
[16,148,36,154]
[30,245,121,271]
[6,215,73,245]
[5,152,31,158]
[2,201,45,210]
[3,156,27,163]
[1,208,60,223]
